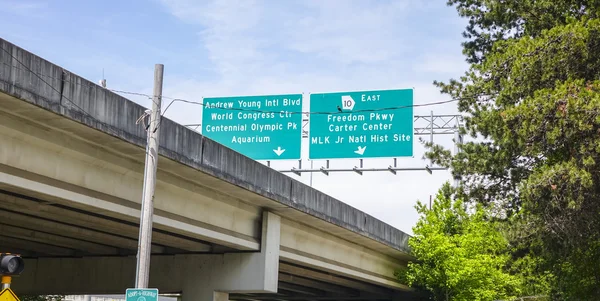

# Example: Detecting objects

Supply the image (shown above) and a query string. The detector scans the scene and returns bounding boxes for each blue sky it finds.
[1,0,470,234]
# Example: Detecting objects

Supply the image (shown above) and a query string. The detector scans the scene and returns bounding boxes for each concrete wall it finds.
[0,38,410,254]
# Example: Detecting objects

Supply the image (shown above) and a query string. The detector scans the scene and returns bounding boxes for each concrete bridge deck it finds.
[0,38,415,301]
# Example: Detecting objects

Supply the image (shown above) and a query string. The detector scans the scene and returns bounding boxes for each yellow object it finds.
[0,288,19,301]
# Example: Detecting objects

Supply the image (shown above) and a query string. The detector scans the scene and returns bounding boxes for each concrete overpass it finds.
[0,38,416,301]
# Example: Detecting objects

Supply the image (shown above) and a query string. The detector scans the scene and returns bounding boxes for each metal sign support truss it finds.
[273,111,463,176]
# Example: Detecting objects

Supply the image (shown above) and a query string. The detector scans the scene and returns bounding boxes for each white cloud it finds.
[414,53,469,75]
[281,0,413,64]
[155,0,466,235]
[0,0,468,236]
[0,0,48,16]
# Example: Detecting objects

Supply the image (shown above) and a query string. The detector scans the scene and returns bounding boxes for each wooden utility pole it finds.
[135,64,164,288]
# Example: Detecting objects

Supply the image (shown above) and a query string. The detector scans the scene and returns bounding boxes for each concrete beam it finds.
[0,190,212,252]
[11,212,281,301]
[0,114,260,251]
[0,223,119,255]
[0,128,405,288]
[0,247,43,257]
[0,164,258,251]
[276,283,324,296]
[278,263,393,296]
[230,296,382,301]
[279,219,406,291]
[278,273,356,296]
[279,250,407,292]
[0,209,163,253]
[0,235,77,257]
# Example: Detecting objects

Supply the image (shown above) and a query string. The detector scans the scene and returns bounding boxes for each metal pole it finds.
[278,166,447,173]
[135,64,164,288]
[453,117,462,189]
[453,130,460,188]
[1,276,11,290]
[430,110,434,144]
[309,160,314,187]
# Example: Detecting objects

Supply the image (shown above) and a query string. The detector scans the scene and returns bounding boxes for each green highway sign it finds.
[202,94,303,160]
[126,288,159,301]
[309,89,413,159]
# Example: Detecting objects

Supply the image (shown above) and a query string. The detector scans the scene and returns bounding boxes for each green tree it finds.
[426,1,600,299]
[401,184,522,301]
[446,0,600,65]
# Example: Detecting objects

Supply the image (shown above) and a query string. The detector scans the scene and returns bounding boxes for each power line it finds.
[7,27,593,119]
[1,60,470,116]
[111,89,475,132]
[109,89,153,99]
[0,52,471,142]
[111,90,479,115]
[1,47,98,123]
[0,48,153,139]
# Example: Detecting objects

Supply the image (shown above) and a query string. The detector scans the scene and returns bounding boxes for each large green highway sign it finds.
[309,89,413,159]
[202,94,302,160]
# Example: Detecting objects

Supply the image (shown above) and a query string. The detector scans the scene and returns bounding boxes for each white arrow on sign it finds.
[354,146,366,155]
[273,146,286,156]
[341,95,355,111]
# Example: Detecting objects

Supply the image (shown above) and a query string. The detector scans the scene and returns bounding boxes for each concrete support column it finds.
[213,292,229,301]
[181,211,280,301]
[179,290,229,301]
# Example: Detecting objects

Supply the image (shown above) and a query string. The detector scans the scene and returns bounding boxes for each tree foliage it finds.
[401,184,522,301]
[447,0,600,64]
[425,1,600,299]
